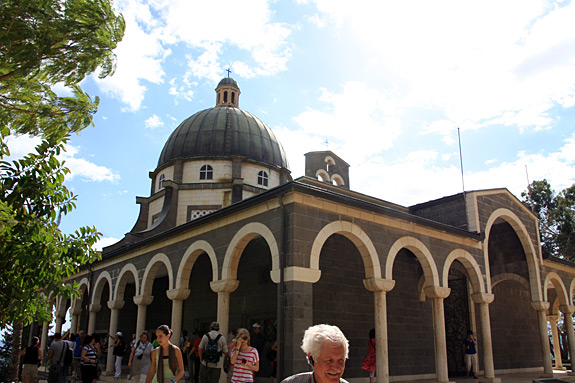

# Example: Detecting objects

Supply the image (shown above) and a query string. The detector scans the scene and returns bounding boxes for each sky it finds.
[6,0,575,250]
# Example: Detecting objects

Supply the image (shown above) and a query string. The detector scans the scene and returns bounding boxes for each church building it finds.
[44,77,575,383]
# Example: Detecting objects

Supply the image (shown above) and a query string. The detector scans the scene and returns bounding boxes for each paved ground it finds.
[36,368,575,383]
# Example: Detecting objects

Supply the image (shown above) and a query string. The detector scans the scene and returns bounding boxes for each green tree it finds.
[522,180,575,261]
[0,0,124,380]
[1,0,125,140]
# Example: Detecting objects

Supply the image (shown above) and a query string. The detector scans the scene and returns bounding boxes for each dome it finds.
[217,77,239,88]
[157,106,289,169]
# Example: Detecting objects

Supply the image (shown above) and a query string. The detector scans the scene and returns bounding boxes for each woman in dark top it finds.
[20,336,43,383]
[81,335,99,383]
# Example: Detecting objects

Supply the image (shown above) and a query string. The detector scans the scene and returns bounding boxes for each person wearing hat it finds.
[108,331,126,379]
[249,323,265,376]
[198,322,228,383]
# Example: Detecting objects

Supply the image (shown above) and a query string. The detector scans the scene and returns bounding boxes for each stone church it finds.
[42,77,575,383]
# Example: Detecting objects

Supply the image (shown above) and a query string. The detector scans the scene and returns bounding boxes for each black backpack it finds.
[63,342,73,366]
[202,334,222,364]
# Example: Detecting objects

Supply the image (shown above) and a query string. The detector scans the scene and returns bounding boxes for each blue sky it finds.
[7,0,575,249]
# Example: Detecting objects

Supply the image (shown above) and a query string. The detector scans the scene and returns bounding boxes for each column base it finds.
[479,378,501,383]
[554,367,567,371]
[538,373,554,378]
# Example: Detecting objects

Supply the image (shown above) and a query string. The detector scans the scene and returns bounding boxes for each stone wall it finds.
[387,249,435,376]
[490,280,543,370]
[312,234,373,379]
[410,195,468,230]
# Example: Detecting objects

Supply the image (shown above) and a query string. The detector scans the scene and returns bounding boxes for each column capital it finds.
[472,292,494,304]
[547,314,560,322]
[107,299,125,310]
[133,294,154,306]
[424,286,451,299]
[89,303,102,313]
[363,277,395,292]
[531,301,550,311]
[560,304,575,314]
[210,278,239,293]
[70,305,83,316]
[167,288,191,301]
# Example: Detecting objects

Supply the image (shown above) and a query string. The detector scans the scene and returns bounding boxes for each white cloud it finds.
[94,236,121,251]
[3,135,119,183]
[4,134,42,159]
[60,145,120,183]
[306,0,575,137]
[290,82,403,162]
[145,114,165,130]
[93,0,171,111]
[95,0,294,109]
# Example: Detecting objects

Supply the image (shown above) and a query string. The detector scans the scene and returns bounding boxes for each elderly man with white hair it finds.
[281,324,349,383]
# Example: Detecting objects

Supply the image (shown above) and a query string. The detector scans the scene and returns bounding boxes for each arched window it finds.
[200,165,213,180]
[224,91,228,103]
[258,171,269,187]
[231,92,235,104]
[158,174,165,190]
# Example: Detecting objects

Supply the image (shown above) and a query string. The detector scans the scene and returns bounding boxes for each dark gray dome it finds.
[217,77,239,88]
[158,106,289,169]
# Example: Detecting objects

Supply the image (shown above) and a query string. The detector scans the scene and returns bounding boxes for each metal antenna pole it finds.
[458,128,465,195]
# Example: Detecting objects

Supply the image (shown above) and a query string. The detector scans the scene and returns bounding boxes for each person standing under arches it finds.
[463,330,478,379]
[361,329,376,383]
[229,328,259,383]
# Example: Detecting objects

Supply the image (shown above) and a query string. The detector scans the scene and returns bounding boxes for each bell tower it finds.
[215,69,241,108]
[304,150,350,189]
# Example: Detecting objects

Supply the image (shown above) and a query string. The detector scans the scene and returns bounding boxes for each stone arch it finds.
[91,271,113,304]
[484,208,542,300]
[310,220,381,279]
[221,222,279,281]
[176,240,219,289]
[442,249,485,294]
[141,253,174,297]
[385,236,439,287]
[114,263,140,300]
[570,279,575,305]
[491,273,530,290]
[71,278,90,310]
[316,169,330,183]
[325,156,336,166]
[543,271,569,306]
[331,174,345,186]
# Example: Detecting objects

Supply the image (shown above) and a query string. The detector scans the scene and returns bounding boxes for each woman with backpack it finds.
[129,331,154,383]
[229,328,259,383]
[146,325,185,383]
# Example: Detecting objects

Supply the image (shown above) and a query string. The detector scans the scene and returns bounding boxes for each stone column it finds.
[105,300,125,375]
[425,286,451,383]
[548,314,564,370]
[41,321,49,355]
[559,305,575,376]
[471,293,501,383]
[133,295,154,336]
[69,303,83,334]
[167,288,191,343]
[210,279,240,342]
[364,278,396,383]
[532,301,553,377]
[87,304,102,335]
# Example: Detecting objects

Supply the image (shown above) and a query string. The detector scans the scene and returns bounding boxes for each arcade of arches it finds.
[34,184,575,383]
